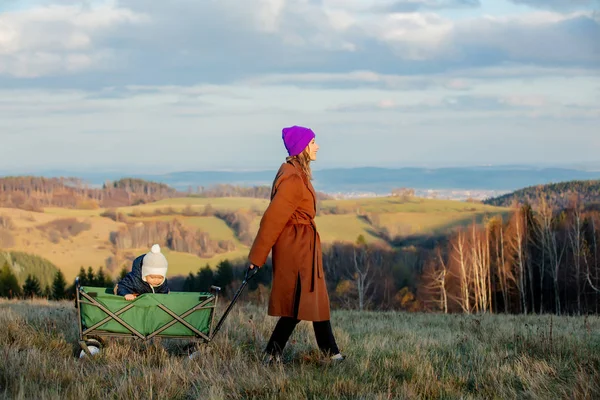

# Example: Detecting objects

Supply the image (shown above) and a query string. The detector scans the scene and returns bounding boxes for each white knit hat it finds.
[141,244,168,282]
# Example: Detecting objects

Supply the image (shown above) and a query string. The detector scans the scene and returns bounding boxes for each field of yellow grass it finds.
[320,197,503,214]
[0,196,509,282]
[0,207,123,280]
[1,298,598,399]
[129,215,239,243]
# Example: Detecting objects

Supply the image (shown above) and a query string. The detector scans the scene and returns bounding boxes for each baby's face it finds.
[146,274,165,286]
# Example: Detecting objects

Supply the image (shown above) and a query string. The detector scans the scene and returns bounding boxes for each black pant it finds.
[265,275,339,356]
[265,317,339,356]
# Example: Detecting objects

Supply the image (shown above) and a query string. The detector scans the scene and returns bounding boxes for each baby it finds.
[115,244,170,300]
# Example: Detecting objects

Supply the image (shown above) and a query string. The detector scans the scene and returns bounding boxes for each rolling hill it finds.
[484,179,600,209]
[0,196,510,282]
[0,251,58,288]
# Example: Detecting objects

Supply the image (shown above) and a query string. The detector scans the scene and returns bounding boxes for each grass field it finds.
[377,210,511,237]
[139,197,270,212]
[1,299,598,399]
[129,216,239,243]
[319,197,503,214]
[0,196,510,282]
[315,215,380,243]
[42,208,104,218]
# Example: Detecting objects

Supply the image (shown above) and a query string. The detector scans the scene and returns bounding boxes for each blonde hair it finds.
[286,148,312,180]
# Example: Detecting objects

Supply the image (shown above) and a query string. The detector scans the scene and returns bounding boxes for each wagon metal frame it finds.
[75,267,259,356]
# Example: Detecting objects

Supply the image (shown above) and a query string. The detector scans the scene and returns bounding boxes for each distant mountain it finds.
[134,167,600,194]
[4,166,600,195]
[484,179,600,209]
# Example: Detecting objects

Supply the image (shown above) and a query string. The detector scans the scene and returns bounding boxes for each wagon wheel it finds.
[79,338,103,358]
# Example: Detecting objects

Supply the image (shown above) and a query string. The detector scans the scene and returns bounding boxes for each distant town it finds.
[329,189,507,201]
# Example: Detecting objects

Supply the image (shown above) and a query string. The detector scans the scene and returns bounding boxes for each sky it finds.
[0,0,599,173]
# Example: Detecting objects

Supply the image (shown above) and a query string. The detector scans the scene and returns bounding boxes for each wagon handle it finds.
[245,265,260,281]
[210,265,260,340]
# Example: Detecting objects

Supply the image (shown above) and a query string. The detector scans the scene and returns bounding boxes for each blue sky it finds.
[0,0,599,173]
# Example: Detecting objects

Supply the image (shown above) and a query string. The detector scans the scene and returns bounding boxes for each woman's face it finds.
[307,138,319,161]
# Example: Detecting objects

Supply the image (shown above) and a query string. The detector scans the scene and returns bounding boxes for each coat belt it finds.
[286,217,320,292]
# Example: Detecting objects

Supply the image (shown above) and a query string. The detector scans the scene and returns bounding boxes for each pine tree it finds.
[86,266,95,285]
[78,266,88,286]
[96,267,107,287]
[196,265,214,292]
[0,262,21,298]
[51,270,67,300]
[214,260,233,295]
[183,273,195,292]
[43,285,52,299]
[23,274,42,298]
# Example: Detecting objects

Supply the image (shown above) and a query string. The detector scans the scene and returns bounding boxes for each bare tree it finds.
[540,212,567,316]
[567,204,584,315]
[433,247,449,313]
[583,216,600,294]
[352,238,376,311]
[451,230,471,314]
[533,199,552,313]
[468,223,493,313]
[510,209,528,314]
[492,218,512,312]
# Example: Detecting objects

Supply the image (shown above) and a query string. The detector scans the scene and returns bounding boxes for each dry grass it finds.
[121,197,270,214]
[377,211,511,237]
[320,197,507,214]
[315,215,380,243]
[0,210,124,281]
[0,299,598,399]
[42,208,104,218]
[129,216,238,243]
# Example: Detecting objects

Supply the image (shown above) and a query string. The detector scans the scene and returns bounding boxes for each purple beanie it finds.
[282,126,315,157]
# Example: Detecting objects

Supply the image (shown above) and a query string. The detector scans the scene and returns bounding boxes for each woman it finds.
[248,125,344,363]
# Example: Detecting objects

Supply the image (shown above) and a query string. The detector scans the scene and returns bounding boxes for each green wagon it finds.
[75,268,258,358]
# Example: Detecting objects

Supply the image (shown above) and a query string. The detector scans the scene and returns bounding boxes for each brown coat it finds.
[248,160,331,322]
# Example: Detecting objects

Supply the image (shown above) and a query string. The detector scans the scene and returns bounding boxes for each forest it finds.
[485,179,600,209]
[0,177,331,210]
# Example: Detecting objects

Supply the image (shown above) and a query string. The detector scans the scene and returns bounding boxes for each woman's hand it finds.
[124,294,136,301]
[249,263,260,270]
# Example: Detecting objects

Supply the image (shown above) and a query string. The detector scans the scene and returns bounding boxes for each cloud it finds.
[243,70,445,90]
[371,0,480,13]
[0,0,597,88]
[327,93,592,116]
[330,94,515,112]
[243,64,598,92]
[507,0,599,12]
[0,2,148,77]
[450,12,600,67]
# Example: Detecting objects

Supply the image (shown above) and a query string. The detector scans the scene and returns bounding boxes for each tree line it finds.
[191,184,333,201]
[421,200,600,315]
[0,176,183,210]
[484,179,600,210]
[0,264,114,300]
[0,177,334,211]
